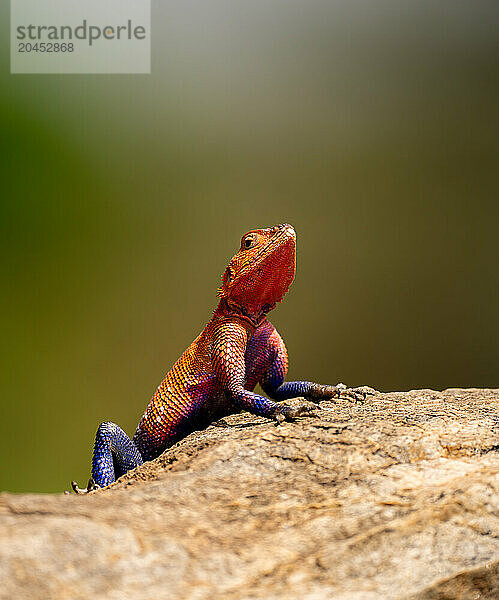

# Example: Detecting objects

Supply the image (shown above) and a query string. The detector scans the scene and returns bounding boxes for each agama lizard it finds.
[72,224,371,493]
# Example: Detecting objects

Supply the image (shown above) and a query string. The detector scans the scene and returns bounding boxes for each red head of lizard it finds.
[218,224,296,323]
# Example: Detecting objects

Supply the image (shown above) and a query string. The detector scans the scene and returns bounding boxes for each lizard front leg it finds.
[260,325,375,404]
[212,320,313,422]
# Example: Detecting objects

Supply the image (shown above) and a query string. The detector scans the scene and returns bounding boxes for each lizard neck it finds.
[216,298,273,328]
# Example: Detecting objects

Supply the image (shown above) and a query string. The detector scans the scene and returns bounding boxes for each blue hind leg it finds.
[91,422,144,487]
[71,422,144,493]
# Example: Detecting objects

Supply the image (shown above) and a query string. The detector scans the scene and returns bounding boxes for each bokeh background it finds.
[2,1,498,493]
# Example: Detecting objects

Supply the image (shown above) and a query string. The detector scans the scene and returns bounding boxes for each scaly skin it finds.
[72,224,373,493]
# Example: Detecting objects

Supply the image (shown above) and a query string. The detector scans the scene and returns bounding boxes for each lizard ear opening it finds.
[217,265,233,297]
[224,265,233,283]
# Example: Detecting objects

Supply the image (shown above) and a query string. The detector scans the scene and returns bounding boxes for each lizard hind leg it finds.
[90,421,144,488]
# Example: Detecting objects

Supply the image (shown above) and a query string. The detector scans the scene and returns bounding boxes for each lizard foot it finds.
[70,477,99,495]
[340,385,377,403]
[273,401,316,424]
[309,383,377,404]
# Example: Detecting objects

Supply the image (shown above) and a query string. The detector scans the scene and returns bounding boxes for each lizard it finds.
[72,224,372,493]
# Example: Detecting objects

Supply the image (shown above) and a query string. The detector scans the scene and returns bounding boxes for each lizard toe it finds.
[274,402,316,423]
[339,386,377,403]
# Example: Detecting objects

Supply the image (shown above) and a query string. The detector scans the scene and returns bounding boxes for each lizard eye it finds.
[242,235,257,250]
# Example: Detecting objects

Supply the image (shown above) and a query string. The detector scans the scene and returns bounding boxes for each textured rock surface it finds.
[1,388,498,600]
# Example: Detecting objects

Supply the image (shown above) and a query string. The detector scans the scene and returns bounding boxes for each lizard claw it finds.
[70,478,99,495]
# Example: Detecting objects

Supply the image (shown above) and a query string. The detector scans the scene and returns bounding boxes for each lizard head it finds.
[218,224,296,320]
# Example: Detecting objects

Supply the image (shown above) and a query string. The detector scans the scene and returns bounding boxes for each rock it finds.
[1,388,498,600]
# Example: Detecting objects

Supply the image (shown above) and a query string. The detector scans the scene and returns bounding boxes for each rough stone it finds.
[1,388,498,599]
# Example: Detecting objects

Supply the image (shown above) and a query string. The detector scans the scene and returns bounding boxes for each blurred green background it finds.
[1,1,498,493]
